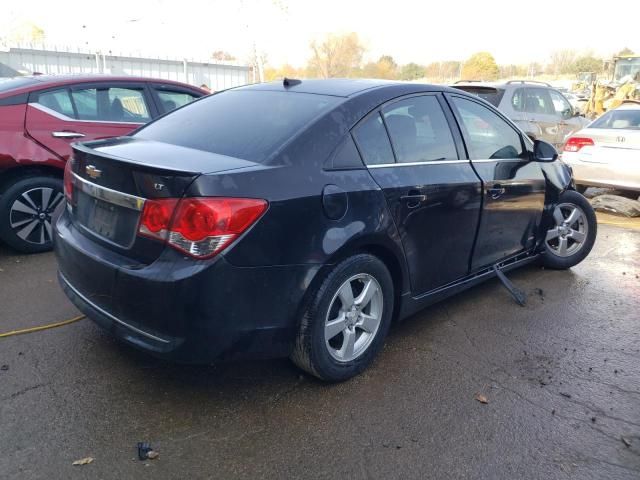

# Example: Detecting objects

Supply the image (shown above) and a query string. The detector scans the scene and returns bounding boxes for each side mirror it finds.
[533,139,558,162]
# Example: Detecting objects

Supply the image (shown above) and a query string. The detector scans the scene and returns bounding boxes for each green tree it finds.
[307,33,365,78]
[461,52,499,81]
[617,47,635,56]
[400,63,425,80]
[572,56,603,74]
[360,55,399,79]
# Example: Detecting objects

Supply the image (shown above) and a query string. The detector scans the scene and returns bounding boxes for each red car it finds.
[0,75,206,252]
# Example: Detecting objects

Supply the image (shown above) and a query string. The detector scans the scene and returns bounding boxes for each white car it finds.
[562,103,640,193]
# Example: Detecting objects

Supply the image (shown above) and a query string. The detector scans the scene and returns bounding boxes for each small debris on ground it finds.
[138,442,153,460]
[474,393,488,404]
[621,437,631,448]
[137,443,159,460]
[0,365,8,371]
[72,457,94,466]
[590,195,640,217]
[559,392,572,399]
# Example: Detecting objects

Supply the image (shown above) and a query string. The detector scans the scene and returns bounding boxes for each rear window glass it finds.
[136,90,341,162]
[454,87,505,107]
[0,77,41,93]
[589,109,640,130]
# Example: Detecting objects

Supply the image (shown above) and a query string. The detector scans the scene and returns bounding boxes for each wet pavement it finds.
[0,216,639,479]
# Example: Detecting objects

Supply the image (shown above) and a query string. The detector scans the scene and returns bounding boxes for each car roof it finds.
[615,101,640,110]
[239,78,449,97]
[0,74,206,98]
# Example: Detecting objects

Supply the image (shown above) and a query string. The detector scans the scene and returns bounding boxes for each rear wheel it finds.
[291,254,394,382]
[541,190,597,270]
[0,176,64,253]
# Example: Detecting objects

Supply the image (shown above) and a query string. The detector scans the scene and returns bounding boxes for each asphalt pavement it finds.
[1,216,639,479]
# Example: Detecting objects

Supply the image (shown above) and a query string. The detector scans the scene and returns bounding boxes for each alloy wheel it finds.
[9,187,64,246]
[545,202,588,258]
[324,273,383,362]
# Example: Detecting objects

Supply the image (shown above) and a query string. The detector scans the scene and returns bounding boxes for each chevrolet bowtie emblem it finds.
[85,165,102,179]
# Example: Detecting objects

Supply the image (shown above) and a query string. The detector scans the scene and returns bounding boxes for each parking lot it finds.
[0,213,639,479]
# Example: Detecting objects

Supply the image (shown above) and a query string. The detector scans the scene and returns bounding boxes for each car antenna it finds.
[283,77,301,88]
[492,265,527,306]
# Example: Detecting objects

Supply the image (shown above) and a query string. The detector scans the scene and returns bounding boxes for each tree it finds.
[572,55,603,74]
[264,63,304,81]
[360,55,399,79]
[461,52,499,81]
[400,63,425,80]
[307,33,365,78]
[499,64,528,79]
[211,50,236,62]
[549,49,578,75]
[617,47,635,56]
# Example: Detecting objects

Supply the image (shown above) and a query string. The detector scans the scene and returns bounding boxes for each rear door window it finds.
[136,90,341,163]
[37,89,75,118]
[525,88,555,115]
[382,95,458,163]
[352,113,395,166]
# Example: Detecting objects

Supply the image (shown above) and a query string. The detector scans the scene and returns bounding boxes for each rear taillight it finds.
[564,137,594,153]
[138,197,268,259]
[63,158,75,205]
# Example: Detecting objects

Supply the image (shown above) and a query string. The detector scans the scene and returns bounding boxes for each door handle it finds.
[400,193,427,209]
[487,186,506,199]
[51,131,86,139]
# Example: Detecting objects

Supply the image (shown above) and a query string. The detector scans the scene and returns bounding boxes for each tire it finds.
[0,175,64,253]
[291,254,394,382]
[540,190,597,270]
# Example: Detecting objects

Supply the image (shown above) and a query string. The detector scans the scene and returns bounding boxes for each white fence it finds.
[0,46,253,90]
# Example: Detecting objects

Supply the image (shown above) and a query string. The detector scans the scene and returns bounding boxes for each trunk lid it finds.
[69,137,258,262]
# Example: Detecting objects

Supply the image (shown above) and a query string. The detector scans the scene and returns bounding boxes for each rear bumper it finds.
[563,151,640,191]
[54,211,321,363]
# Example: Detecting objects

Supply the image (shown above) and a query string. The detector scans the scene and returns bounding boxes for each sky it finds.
[2,0,639,67]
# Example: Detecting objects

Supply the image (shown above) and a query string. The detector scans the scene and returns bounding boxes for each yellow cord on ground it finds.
[0,315,86,338]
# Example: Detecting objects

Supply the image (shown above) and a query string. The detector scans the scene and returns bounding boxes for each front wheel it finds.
[291,254,394,382]
[0,176,64,253]
[541,190,597,270]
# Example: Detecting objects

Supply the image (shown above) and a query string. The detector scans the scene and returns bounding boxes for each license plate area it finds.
[74,191,141,247]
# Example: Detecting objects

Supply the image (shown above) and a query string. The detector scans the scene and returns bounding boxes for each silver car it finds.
[562,103,640,193]
[454,80,589,151]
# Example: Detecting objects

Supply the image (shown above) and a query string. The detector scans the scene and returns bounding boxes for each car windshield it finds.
[453,87,505,107]
[0,76,41,93]
[136,89,341,163]
[589,109,640,130]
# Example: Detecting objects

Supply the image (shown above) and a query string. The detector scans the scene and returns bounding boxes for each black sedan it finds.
[54,79,597,381]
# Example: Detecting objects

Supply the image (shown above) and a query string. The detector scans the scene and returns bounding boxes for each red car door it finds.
[25,83,153,161]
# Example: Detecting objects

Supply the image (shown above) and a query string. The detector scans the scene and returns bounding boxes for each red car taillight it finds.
[138,197,268,259]
[564,136,594,153]
[63,158,75,204]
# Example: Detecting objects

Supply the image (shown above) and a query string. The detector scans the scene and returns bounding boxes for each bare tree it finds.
[308,33,365,78]
[549,49,578,75]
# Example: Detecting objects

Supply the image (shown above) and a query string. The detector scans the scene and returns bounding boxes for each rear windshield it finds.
[0,77,41,93]
[453,87,505,107]
[589,108,640,130]
[136,90,341,162]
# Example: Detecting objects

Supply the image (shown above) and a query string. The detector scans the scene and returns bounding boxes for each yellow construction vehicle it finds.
[584,55,640,118]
